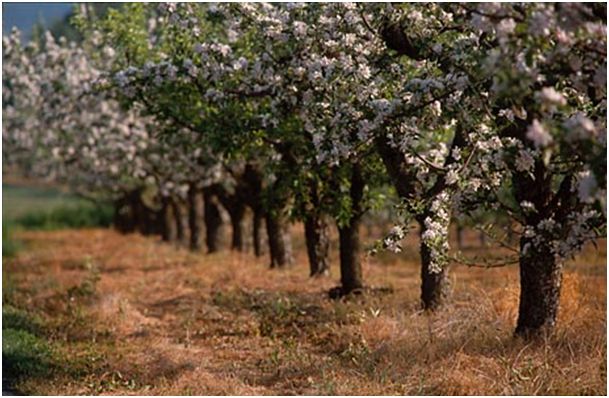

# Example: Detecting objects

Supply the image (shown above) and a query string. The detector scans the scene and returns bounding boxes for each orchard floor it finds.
[3,227,606,395]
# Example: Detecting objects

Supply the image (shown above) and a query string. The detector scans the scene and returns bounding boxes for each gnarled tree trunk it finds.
[113,193,135,233]
[214,180,249,253]
[203,187,223,253]
[500,107,583,337]
[252,207,265,257]
[337,164,365,295]
[161,197,177,243]
[511,150,565,338]
[188,185,204,251]
[130,191,145,234]
[140,205,160,236]
[131,191,160,236]
[376,128,462,309]
[242,163,266,257]
[172,198,188,247]
[338,218,363,295]
[227,202,247,252]
[515,237,562,337]
[418,217,450,310]
[266,209,293,268]
[305,213,330,277]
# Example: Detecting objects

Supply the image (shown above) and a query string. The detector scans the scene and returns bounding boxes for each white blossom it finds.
[526,119,553,147]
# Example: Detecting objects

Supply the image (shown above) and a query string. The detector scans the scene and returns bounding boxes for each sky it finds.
[2,3,73,38]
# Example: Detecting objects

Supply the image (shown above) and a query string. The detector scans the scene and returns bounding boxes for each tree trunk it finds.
[137,201,160,236]
[228,202,247,252]
[242,163,266,257]
[515,238,562,337]
[130,192,144,234]
[132,194,158,236]
[161,197,177,243]
[418,218,450,310]
[215,182,249,253]
[511,144,563,337]
[338,217,363,295]
[132,191,150,235]
[203,188,223,253]
[113,194,134,233]
[188,186,204,251]
[253,207,265,257]
[377,131,462,308]
[266,210,293,268]
[305,214,330,277]
[336,164,365,295]
[172,198,188,247]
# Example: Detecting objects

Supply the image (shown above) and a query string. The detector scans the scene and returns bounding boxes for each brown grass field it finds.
[3,226,606,395]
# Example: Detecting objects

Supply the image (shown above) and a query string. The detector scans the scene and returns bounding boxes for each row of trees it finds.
[3,3,606,337]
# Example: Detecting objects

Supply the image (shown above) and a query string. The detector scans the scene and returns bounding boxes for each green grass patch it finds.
[3,306,54,382]
[2,328,54,380]
[3,184,85,222]
[3,183,113,230]
[3,221,21,257]
[1,300,106,391]
[15,202,113,230]
[3,305,45,336]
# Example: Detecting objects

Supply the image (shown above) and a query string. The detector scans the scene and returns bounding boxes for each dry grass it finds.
[3,226,606,395]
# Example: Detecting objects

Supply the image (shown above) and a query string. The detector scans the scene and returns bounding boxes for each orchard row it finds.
[3,3,606,337]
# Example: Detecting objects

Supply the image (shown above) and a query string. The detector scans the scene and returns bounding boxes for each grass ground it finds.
[2,183,86,222]
[2,225,606,395]
[2,183,112,254]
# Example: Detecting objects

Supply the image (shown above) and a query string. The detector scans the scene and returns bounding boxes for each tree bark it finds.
[188,185,204,251]
[511,151,566,337]
[131,192,159,236]
[203,187,223,253]
[253,207,265,257]
[161,197,177,243]
[114,192,136,233]
[214,181,249,253]
[266,210,294,268]
[305,213,330,277]
[172,198,188,247]
[337,164,365,295]
[515,237,562,337]
[228,202,247,252]
[418,217,450,310]
[338,218,363,294]
[376,128,463,308]
[130,191,144,233]
[242,163,266,257]
[139,203,162,236]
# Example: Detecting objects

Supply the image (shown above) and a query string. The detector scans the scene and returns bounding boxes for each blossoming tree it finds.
[4,2,605,338]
